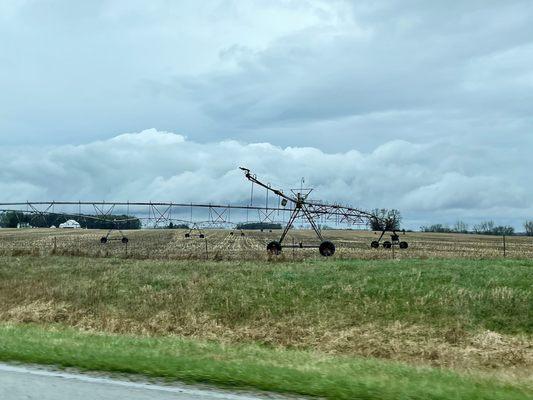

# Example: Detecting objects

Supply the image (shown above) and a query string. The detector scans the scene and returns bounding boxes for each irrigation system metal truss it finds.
[0,167,408,256]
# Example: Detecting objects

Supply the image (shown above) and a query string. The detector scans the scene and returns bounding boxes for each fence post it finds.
[503,235,506,258]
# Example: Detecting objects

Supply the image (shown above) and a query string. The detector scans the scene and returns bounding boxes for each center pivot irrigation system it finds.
[239,167,406,256]
[0,167,408,256]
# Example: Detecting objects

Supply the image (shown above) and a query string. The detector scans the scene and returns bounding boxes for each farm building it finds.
[59,220,81,229]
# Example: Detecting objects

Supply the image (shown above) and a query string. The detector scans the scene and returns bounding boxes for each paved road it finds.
[0,363,293,400]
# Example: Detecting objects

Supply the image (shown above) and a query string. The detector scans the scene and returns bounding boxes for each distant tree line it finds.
[421,220,518,236]
[472,221,514,236]
[0,211,141,229]
[236,222,282,230]
[166,222,190,229]
[420,221,469,234]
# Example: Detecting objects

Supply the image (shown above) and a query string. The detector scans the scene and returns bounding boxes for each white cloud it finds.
[0,129,530,229]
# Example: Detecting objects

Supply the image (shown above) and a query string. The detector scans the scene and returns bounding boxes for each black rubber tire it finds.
[199,234,205,239]
[100,237,108,244]
[267,241,282,255]
[184,233,190,238]
[241,232,245,236]
[399,241,408,249]
[121,237,129,244]
[319,241,336,257]
[383,241,392,249]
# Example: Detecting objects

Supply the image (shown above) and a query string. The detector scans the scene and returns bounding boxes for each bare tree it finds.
[492,226,514,236]
[525,221,533,236]
[473,221,514,236]
[473,221,495,234]
[453,220,469,233]
[370,209,402,231]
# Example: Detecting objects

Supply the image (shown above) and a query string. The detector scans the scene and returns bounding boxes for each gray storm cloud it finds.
[2,1,533,151]
[0,129,529,229]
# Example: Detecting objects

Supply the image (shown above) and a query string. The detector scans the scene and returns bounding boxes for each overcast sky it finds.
[1,0,532,229]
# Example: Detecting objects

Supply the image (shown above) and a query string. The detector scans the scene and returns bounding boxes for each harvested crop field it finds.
[1,228,532,260]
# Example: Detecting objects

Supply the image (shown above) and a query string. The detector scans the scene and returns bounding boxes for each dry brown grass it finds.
[4,299,531,380]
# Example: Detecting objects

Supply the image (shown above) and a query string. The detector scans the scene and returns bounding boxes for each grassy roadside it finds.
[2,256,531,335]
[1,256,531,374]
[0,323,531,400]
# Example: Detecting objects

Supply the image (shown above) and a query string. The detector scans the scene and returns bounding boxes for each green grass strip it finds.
[0,324,530,399]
